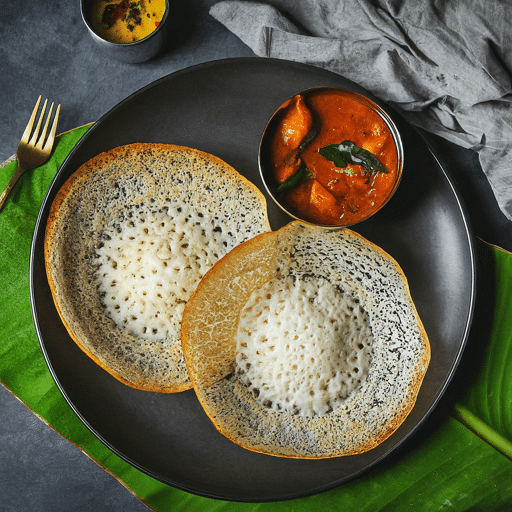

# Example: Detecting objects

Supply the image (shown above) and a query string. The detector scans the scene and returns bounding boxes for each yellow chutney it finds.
[91,0,166,43]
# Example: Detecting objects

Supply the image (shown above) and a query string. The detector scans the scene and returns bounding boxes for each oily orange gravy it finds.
[270,89,400,226]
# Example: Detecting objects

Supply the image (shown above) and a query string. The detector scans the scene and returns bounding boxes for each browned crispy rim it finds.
[44,273,193,393]
[182,221,431,458]
[45,143,270,393]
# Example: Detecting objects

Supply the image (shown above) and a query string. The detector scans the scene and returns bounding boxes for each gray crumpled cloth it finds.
[211,0,512,221]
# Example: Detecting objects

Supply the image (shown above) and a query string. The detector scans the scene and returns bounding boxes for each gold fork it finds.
[0,96,61,212]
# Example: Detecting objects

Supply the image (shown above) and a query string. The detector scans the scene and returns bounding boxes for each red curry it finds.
[270,89,400,226]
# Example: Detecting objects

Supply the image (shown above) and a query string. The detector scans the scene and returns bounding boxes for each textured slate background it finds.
[0,1,511,511]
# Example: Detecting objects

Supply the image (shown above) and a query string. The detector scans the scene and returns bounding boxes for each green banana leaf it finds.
[455,241,512,458]
[1,126,511,511]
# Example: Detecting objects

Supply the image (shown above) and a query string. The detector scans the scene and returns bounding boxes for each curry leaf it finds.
[298,127,318,152]
[277,163,312,192]
[1,127,512,511]
[276,128,317,192]
[319,141,389,173]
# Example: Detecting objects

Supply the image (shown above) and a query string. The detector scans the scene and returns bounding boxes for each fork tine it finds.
[35,102,54,150]
[29,98,48,146]
[20,95,42,144]
[43,104,60,153]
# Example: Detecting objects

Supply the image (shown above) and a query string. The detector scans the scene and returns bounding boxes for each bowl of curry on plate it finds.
[81,0,170,63]
[259,87,404,228]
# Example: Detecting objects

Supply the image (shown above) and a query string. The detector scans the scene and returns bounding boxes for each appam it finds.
[44,143,270,393]
[181,221,430,458]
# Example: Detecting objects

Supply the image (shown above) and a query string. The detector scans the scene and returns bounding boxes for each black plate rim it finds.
[29,56,477,502]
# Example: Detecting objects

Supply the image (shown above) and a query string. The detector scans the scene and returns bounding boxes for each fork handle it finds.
[0,162,27,212]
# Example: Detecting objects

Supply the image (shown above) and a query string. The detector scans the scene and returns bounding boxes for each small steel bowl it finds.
[81,0,171,63]
[259,87,404,228]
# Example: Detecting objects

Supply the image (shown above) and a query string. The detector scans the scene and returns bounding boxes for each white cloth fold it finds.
[211,0,512,221]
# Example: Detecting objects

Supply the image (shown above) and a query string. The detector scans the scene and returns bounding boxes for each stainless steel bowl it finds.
[81,0,171,63]
[259,87,404,228]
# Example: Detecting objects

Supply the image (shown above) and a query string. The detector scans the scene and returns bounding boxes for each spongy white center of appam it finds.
[235,275,373,417]
[95,203,235,341]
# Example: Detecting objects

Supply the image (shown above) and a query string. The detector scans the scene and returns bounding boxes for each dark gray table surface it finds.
[1,1,511,511]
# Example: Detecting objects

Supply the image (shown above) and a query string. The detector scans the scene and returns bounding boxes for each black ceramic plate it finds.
[30,58,475,502]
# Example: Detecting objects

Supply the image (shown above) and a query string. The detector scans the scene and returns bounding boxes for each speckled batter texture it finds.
[182,221,430,457]
[45,143,270,393]
[235,274,374,417]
